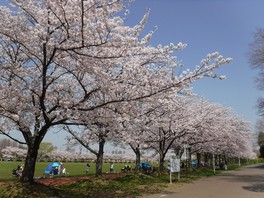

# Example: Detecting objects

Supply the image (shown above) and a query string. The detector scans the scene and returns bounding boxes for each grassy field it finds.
[0,161,134,181]
[1,158,261,182]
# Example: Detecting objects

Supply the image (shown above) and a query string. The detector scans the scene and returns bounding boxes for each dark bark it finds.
[129,144,141,172]
[260,145,264,158]
[135,148,141,172]
[197,152,201,166]
[19,123,48,185]
[159,151,165,172]
[20,142,40,184]
[224,155,228,165]
[204,152,209,165]
[157,137,175,172]
[95,138,105,177]
[188,148,192,169]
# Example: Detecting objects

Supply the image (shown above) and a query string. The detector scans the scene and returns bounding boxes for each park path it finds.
[142,164,264,198]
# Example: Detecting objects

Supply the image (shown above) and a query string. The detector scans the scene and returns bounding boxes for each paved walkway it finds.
[142,164,264,198]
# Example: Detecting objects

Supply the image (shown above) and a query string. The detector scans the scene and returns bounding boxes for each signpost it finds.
[182,144,190,160]
[170,155,180,183]
[182,144,190,177]
[212,153,215,174]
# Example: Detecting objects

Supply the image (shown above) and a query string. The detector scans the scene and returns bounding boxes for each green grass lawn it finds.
[0,161,135,181]
[1,159,260,182]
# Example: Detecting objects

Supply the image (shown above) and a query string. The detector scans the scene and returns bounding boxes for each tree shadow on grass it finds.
[0,182,82,198]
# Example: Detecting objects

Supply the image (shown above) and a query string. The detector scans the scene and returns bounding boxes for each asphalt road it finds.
[142,164,264,198]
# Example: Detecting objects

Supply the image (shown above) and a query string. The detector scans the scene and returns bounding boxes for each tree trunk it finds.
[188,148,192,170]
[218,155,221,165]
[95,138,105,177]
[224,155,228,165]
[159,152,165,172]
[197,152,201,167]
[20,143,39,184]
[135,147,141,172]
[129,144,141,172]
[204,152,209,166]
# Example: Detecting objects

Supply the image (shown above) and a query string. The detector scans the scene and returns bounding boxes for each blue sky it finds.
[1,0,264,149]
[124,0,264,126]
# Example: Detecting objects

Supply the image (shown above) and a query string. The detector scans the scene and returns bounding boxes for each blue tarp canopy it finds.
[44,162,60,174]
[140,162,151,169]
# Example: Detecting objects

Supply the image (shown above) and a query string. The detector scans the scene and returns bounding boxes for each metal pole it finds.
[170,170,172,184]
[213,154,215,174]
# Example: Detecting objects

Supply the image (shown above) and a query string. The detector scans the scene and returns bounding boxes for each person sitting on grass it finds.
[12,165,23,177]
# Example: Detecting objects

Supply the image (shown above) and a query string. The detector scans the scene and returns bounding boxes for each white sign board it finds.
[170,156,180,173]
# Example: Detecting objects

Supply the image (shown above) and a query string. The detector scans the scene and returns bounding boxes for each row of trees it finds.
[255,118,264,157]
[0,141,55,161]
[0,0,241,185]
[250,29,264,157]
[1,145,151,163]
[0,138,25,152]
[66,94,255,174]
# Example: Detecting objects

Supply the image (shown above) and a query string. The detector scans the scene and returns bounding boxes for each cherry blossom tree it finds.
[48,149,95,162]
[0,138,25,152]
[125,96,255,171]
[118,94,203,171]
[140,94,198,171]
[0,0,231,184]
[249,29,264,116]
[178,101,233,151]
[114,99,159,171]
[64,109,119,176]
[187,103,255,165]
[215,117,255,160]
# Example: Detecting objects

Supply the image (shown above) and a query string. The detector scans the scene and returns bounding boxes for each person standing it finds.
[86,163,90,175]
[59,162,64,175]
[110,162,114,173]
